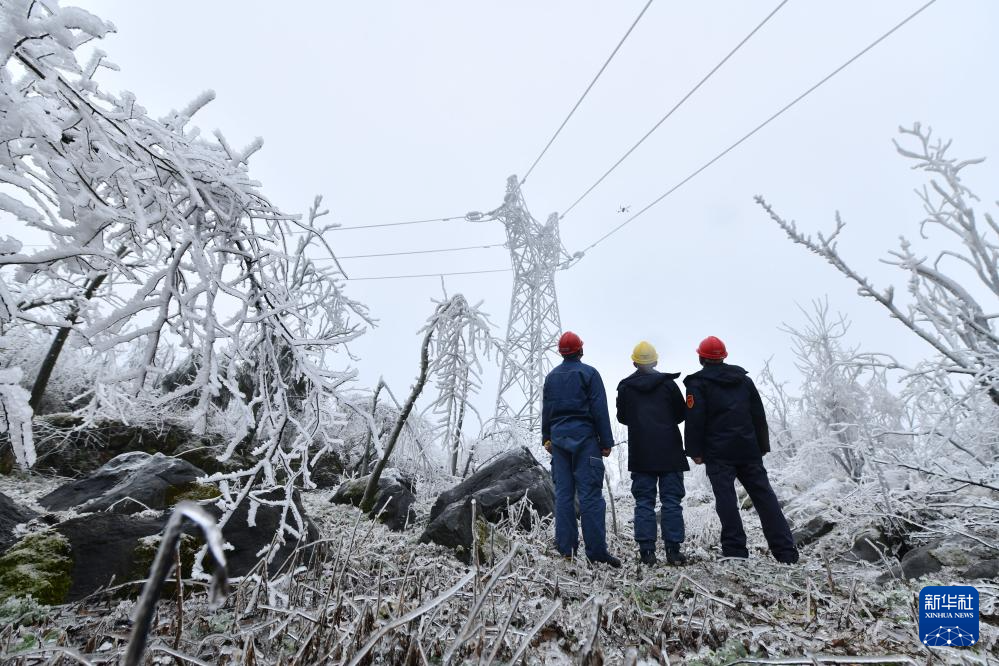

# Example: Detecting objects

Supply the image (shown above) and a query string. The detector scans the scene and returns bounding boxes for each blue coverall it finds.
[541,356,615,560]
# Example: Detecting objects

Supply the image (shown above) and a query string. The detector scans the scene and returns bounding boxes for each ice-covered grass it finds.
[1,482,995,664]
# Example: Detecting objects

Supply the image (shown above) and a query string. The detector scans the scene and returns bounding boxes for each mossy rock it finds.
[130,533,199,597]
[0,531,73,605]
[165,482,222,506]
[27,415,241,478]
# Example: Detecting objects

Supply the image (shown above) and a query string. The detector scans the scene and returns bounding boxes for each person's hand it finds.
[601,448,612,458]
[692,456,703,465]
[543,440,552,454]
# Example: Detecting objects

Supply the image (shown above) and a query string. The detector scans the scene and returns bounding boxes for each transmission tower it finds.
[475,175,578,432]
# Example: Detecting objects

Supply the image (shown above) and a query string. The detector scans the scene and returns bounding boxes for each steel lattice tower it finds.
[482,175,577,432]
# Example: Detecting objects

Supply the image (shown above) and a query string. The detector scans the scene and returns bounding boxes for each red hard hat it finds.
[558,331,583,356]
[696,335,728,360]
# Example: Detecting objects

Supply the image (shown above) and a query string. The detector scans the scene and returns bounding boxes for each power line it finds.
[520,0,655,186]
[560,0,790,220]
[313,215,468,232]
[347,268,511,281]
[317,242,505,261]
[578,0,940,257]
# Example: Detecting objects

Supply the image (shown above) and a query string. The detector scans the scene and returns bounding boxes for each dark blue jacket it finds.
[616,370,688,473]
[542,357,615,454]
[682,363,769,462]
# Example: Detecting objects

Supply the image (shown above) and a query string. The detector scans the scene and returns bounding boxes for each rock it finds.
[0,492,37,554]
[310,449,347,489]
[206,489,319,577]
[332,469,416,531]
[420,447,554,559]
[899,545,943,580]
[22,414,242,477]
[55,512,166,601]
[849,527,892,563]
[422,498,474,561]
[962,559,999,580]
[930,536,997,568]
[0,530,72,604]
[429,446,554,527]
[38,452,211,515]
[791,516,835,548]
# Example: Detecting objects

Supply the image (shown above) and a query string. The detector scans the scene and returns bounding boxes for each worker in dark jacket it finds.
[616,341,688,566]
[542,331,621,568]
[683,336,798,564]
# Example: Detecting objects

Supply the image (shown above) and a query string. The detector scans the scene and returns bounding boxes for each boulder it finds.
[0,530,73,604]
[38,452,212,515]
[899,545,943,580]
[929,536,998,568]
[205,489,319,577]
[56,512,167,601]
[849,526,892,563]
[429,446,554,526]
[962,558,999,580]
[0,492,37,554]
[332,469,416,531]
[0,512,165,604]
[421,447,554,560]
[791,516,836,548]
[20,414,242,477]
[0,489,320,603]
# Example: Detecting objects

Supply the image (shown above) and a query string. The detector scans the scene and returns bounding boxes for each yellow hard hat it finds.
[631,341,658,365]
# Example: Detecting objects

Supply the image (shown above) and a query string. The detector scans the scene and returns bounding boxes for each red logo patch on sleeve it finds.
[686,394,695,409]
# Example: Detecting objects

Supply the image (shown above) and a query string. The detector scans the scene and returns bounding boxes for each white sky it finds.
[57,1,999,425]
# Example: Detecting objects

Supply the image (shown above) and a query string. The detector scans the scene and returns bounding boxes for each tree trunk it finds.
[358,379,384,475]
[360,327,433,513]
[29,270,110,411]
[448,368,469,476]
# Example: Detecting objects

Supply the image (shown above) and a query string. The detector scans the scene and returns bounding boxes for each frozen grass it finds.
[0,479,995,664]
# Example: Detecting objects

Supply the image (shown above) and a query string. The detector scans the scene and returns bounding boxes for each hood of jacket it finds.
[619,369,680,393]
[684,363,748,386]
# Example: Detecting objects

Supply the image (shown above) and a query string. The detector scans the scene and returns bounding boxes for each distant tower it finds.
[482,175,576,432]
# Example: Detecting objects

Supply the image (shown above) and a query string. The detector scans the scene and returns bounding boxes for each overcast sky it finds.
[68,0,999,428]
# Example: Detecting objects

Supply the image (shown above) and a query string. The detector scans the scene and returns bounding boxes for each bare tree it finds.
[780,300,906,482]
[361,295,493,510]
[1,1,374,567]
[759,123,999,409]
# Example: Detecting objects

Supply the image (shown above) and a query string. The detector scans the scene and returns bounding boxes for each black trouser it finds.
[705,459,798,561]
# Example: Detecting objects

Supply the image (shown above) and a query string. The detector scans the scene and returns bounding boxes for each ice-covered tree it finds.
[759,124,999,465]
[779,300,907,482]
[0,1,373,566]
[361,295,494,509]
[423,294,493,476]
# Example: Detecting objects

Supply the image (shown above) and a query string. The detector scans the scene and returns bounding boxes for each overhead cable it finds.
[578,0,940,256]
[347,268,511,281]
[316,243,505,261]
[560,0,790,220]
[520,0,655,186]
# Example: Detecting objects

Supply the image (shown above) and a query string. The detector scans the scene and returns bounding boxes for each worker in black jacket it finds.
[683,336,798,564]
[616,341,688,566]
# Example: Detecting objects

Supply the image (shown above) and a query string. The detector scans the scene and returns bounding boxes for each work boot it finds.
[775,549,800,565]
[639,549,657,566]
[664,543,687,566]
[588,553,622,569]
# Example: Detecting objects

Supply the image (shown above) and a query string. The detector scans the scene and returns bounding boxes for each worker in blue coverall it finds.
[683,335,799,564]
[541,331,622,567]
[616,341,688,566]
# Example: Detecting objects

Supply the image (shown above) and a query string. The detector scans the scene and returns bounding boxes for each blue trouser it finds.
[631,471,685,549]
[705,459,797,560]
[550,439,608,559]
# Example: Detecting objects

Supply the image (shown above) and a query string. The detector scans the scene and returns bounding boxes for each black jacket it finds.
[616,369,688,473]
[682,363,770,462]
